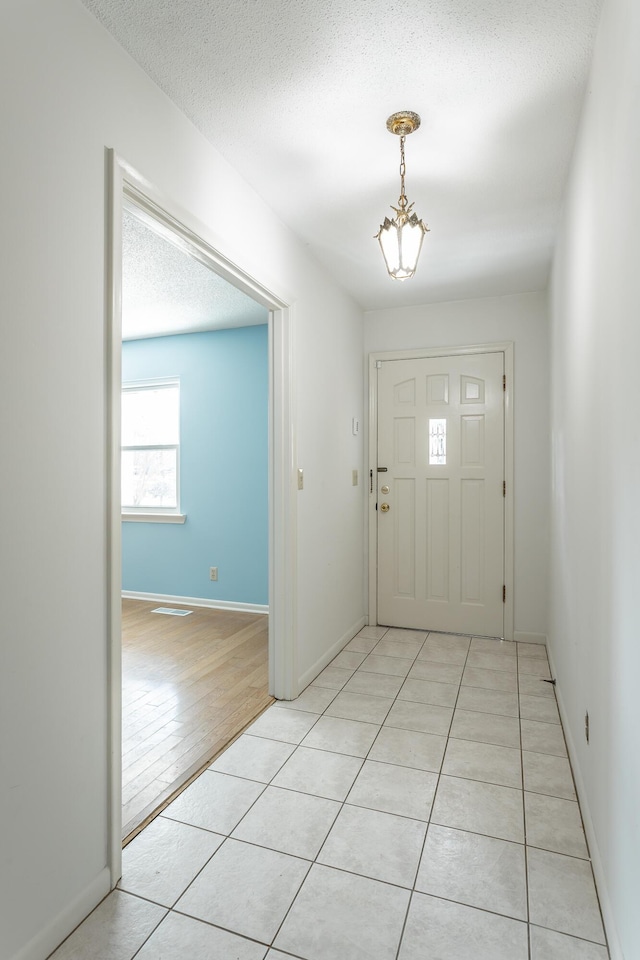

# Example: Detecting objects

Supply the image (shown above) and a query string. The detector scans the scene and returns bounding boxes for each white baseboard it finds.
[297,615,367,693]
[547,645,622,960]
[122,590,268,615]
[11,868,110,960]
[514,631,547,645]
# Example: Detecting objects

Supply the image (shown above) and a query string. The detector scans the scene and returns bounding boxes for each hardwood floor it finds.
[122,599,272,842]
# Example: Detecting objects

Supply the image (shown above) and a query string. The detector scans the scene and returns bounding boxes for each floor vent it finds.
[151,607,193,616]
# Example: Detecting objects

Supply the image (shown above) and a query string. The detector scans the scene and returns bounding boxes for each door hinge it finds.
[502,585,506,603]
[503,480,506,497]
[369,469,374,493]
[503,374,506,392]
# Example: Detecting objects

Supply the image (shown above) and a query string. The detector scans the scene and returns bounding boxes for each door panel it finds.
[426,478,449,601]
[461,415,485,467]
[395,478,416,598]
[395,418,416,464]
[376,353,504,637]
[460,478,484,604]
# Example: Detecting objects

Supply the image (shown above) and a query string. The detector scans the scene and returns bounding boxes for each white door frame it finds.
[367,342,514,640]
[106,150,298,885]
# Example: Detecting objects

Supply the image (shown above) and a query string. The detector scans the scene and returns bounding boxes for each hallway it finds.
[50,628,608,960]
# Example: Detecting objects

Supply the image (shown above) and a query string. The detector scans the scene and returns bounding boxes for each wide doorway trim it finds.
[106,150,298,886]
[367,342,514,639]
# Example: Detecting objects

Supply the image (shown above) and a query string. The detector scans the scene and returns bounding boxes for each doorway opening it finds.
[107,152,297,881]
[119,198,273,840]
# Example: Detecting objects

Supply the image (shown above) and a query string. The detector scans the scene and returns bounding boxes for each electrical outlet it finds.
[209,567,218,581]
[585,711,590,743]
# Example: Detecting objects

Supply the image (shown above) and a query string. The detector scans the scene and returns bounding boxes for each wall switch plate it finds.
[352,469,358,486]
[297,468,304,490]
[209,567,218,581]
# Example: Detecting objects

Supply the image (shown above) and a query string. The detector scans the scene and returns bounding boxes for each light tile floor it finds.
[49,628,610,960]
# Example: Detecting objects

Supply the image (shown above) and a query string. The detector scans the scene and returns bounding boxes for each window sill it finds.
[122,513,187,524]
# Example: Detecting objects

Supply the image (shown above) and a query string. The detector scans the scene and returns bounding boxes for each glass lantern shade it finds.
[377,209,427,281]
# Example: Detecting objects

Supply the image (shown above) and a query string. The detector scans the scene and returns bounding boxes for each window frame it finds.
[121,377,186,523]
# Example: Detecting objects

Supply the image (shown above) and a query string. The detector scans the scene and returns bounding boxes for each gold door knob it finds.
[380,502,390,512]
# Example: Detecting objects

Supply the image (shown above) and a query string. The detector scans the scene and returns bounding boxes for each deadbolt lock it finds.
[381,485,390,494]
[380,502,390,512]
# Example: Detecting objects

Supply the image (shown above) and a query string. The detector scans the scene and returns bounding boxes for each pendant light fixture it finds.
[375,111,429,281]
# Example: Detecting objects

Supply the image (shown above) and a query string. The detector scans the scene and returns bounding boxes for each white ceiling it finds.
[122,208,268,340]
[84,0,603,312]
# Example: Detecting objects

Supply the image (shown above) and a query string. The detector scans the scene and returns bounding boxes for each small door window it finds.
[429,418,447,465]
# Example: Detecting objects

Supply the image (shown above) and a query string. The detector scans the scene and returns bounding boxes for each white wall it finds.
[549,0,640,955]
[0,2,364,958]
[365,291,550,639]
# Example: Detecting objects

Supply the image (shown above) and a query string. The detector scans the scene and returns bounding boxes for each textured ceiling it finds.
[85,0,603,310]
[122,208,267,340]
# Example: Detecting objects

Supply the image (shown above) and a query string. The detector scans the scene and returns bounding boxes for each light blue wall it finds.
[122,326,268,604]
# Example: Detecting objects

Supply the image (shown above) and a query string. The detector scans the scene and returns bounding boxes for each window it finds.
[429,418,447,465]
[121,379,184,521]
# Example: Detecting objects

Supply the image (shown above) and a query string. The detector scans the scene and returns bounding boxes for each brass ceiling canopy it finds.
[386,111,421,137]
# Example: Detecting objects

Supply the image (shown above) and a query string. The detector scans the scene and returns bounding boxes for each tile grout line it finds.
[150,714,329,951]
[269,626,448,960]
[545,669,611,959]
[121,839,604,952]
[262,631,399,952]
[389,628,460,960]
[309,626,423,885]
[517,641,533,960]
[391,632,475,960]
[259,625,446,953]
[520,637,611,957]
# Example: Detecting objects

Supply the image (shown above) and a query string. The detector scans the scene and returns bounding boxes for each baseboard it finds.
[11,868,110,960]
[546,645,623,960]
[122,590,268,615]
[297,615,367,692]
[513,631,547,645]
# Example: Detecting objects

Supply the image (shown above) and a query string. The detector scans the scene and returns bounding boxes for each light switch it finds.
[297,468,304,490]
[352,469,358,486]
[352,417,360,436]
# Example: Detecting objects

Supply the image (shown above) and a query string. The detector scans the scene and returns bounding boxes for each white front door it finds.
[376,352,505,637]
